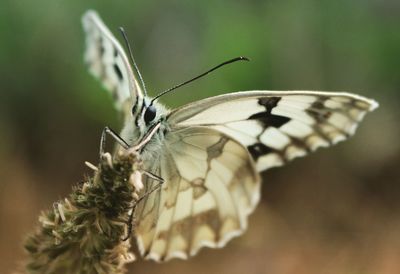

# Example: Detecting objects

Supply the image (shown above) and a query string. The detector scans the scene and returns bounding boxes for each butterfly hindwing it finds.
[82,10,143,112]
[135,127,260,261]
[168,91,378,172]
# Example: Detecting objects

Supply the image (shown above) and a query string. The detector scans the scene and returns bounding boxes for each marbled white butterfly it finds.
[82,10,378,262]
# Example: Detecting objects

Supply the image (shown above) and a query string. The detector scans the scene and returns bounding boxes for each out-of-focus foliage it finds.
[0,1,399,273]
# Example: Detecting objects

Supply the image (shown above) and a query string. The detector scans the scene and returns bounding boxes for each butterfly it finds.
[82,10,378,262]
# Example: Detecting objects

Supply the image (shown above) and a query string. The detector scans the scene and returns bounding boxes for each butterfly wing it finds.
[135,90,377,261]
[82,10,143,112]
[167,91,378,172]
[136,127,260,261]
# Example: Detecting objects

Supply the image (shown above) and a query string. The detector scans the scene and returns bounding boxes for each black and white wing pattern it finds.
[136,127,260,261]
[134,90,378,261]
[79,8,379,264]
[82,10,143,112]
[168,91,378,172]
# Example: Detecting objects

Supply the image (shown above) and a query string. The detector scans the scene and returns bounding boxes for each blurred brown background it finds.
[1,0,399,273]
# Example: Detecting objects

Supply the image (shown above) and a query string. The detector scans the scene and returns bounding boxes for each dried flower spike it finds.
[24,151,142,274]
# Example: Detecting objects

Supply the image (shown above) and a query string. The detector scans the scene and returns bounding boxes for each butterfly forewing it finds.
[168,91,378,172]
[82,10,143,113]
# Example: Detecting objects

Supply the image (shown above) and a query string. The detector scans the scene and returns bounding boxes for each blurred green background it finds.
[1,1,399,273]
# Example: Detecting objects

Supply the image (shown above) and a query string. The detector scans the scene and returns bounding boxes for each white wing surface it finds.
[168,91,378,172]
[136,127,260,261]
[82,10,143,111]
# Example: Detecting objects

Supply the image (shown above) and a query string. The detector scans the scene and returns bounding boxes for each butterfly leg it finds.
[142,170,164,183]
[122,174,164,241]
[100,126,130,158]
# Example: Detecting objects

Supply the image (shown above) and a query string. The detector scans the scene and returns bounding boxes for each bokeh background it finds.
[1,1,399,273]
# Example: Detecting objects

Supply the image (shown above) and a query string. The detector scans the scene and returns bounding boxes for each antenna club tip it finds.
[239,56,251,61]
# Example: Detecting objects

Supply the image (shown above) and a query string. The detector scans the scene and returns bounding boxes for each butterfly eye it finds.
[144,105,157,124]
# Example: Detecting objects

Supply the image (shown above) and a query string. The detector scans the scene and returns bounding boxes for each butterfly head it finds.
[132,97,163,123]
[123,96,168,145]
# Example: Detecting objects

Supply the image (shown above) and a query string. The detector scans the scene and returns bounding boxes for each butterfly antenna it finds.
[151,56,250,104]
[119,27,148,96]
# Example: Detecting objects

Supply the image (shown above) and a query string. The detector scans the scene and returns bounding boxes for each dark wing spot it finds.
[258,97,281,114]
[306,97,331,122]
[311,101,325,109]
[113,47,118,57]
[247,143,274,160]
[306,108,332,122]
[100,45,105,57]
[207,137,229,161]
[98,37,105,56]
[193,185,207,199]
[250,96,289,127]
[287,136,311,153]
[249,112,290,128]
[113,64,123,81]
[192,178,205,186]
